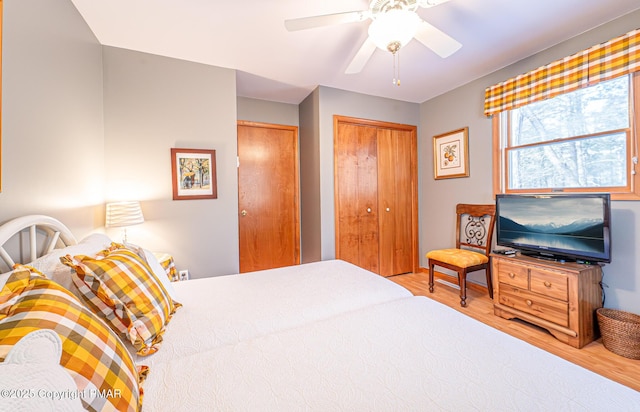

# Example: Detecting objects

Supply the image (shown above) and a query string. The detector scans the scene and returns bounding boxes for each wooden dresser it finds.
[492,254,603,348]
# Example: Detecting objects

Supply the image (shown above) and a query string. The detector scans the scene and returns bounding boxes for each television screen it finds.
[495,193,611,263]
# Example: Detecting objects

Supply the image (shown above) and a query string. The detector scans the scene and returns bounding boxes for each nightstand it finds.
[153,252,178,282]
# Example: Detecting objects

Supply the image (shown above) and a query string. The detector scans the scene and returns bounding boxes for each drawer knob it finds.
[544,281,552,288]
[526,299,533,306]
[508,272,516,279]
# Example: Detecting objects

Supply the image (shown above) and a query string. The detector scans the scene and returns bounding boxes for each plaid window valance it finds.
[484,28,640,117]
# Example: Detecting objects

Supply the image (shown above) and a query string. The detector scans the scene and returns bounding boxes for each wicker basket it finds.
[596,308,640,359]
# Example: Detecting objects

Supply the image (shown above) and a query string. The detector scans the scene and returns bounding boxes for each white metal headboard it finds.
[0,215,77,270]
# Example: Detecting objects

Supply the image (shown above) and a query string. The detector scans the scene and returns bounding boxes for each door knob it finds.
[366,207,372,213]
[241,210,248,216]
[386,207,390,212]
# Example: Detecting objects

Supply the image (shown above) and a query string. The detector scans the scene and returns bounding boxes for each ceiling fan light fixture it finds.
[368,9,420,53]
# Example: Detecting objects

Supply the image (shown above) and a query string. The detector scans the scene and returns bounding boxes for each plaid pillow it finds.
[114,242,179,301]
[0,266,146,412]
[61,246,180,356]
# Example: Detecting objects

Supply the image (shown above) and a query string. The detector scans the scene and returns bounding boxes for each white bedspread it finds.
[143,296,640,411]
[141,260,411,364]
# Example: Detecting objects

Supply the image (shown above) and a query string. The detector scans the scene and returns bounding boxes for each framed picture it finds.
[171,148,217,200]
[433,127,470,179]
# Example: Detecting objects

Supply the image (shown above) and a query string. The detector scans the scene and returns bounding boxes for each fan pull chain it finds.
[387,41,402,86]
[392,50,401,86]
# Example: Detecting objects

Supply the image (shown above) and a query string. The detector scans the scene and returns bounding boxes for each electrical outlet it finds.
[178,270,189,281]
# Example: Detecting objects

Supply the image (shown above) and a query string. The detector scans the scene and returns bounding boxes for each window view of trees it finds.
[507,75,630,190]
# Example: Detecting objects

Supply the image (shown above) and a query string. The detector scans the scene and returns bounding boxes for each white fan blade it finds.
[417,0,451,7]
[285,10,369,32]
[414,19,461,58]
[345,37,377,74]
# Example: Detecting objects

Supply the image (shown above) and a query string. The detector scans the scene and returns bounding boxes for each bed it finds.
[1,215,639,411]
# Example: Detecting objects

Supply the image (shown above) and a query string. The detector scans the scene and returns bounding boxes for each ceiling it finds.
[69,0,640,105]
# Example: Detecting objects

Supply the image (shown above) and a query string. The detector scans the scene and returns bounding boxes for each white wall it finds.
[102,47,239,278]
[0,0,104,237]
[420,9,640,313]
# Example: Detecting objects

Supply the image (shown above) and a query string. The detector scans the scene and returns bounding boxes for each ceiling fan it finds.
[285,0,462,76]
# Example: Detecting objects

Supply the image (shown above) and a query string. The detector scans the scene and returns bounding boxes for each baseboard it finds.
[418,267,490,295]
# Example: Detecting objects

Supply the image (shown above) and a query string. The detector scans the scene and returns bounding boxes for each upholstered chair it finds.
[426,204,496,307]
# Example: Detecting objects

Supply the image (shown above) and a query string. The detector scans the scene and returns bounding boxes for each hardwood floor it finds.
[389,271,640,392]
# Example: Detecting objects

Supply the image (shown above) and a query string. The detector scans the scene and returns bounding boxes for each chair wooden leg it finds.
[428,260,435,293]
[459,270,467,307]
[485,265,494,299]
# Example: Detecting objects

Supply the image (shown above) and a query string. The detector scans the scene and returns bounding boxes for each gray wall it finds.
[298,87,422,264]
[236,95,387,266]
[420,9,640,313]
[309,86,421,260]
[2,0,240,280]
[237,97,299,126]
[299,89,322,263]
[102,47,239,279]
[1,0,104,236]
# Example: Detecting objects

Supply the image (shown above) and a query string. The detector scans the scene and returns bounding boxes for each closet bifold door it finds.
[334,115,418,277]
[334,122,379,273]
[377,128,414,277]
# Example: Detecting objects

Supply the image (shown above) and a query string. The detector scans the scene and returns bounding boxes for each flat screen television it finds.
[495,193,611,263]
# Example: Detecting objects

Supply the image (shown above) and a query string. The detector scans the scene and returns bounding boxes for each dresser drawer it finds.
[498,287,569,327]
[530,268,568,301]
[497,261,529,289]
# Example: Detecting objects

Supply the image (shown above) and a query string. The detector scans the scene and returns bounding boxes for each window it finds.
[494,73,639,200]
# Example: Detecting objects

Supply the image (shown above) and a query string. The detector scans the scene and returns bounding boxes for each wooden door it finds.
[377,129,415,276]
[334,122,379,273]
[237,121,300,273]
[334,116,418,277]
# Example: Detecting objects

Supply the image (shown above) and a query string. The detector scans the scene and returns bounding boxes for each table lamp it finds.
[105,201,144,243]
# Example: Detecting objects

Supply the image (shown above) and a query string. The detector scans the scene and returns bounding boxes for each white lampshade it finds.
[368,9,420,52]
[105,201,145,228]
